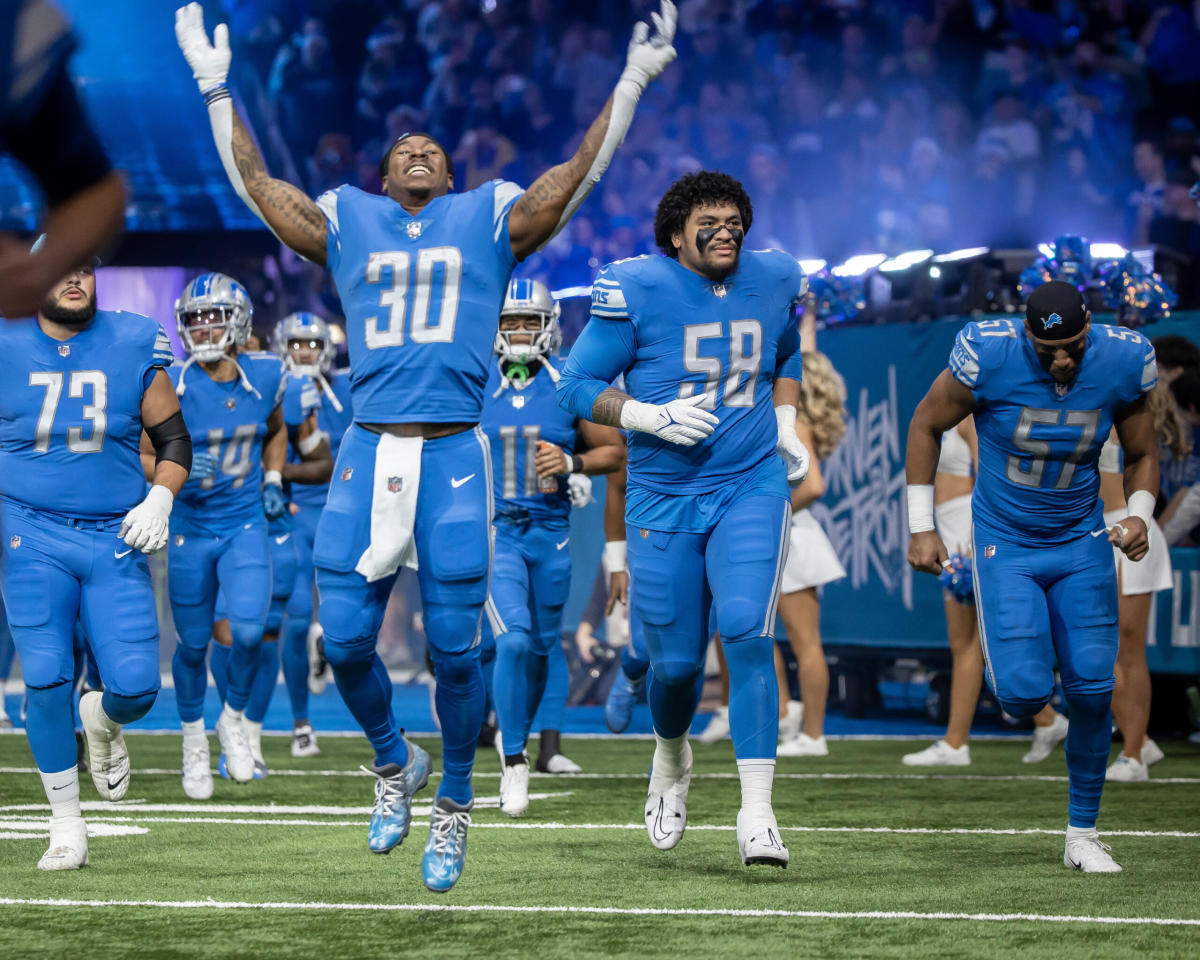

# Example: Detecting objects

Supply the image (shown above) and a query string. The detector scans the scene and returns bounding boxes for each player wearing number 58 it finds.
[0,249,190,871]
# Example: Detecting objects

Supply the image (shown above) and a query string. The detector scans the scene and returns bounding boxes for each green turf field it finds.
[0,733,1197,959]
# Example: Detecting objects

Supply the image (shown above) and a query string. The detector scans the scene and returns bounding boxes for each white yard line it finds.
[0,897,1195,927]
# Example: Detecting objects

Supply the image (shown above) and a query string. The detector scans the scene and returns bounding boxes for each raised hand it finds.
[621,0,677,90]
[175,2,230,93]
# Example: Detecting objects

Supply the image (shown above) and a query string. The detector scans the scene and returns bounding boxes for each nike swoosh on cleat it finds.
[556,539,569,550]
[648,801,675,844]
[274,534,290,545]
[114,548,133,559]
[107,773,128,792]
[450,474,475,488]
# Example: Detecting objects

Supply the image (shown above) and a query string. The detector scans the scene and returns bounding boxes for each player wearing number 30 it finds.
[906,280,1159,873]
[558,171,810,869]
[0,253,191,870]
[176,0,678,891]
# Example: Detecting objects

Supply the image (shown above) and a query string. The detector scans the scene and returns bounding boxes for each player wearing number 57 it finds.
[0,251,190,871]
[905,280,1159,873]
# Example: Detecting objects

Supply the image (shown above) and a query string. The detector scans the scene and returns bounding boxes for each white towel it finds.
[355,433,422,582]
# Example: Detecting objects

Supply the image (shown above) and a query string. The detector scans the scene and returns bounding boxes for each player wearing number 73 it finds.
[557,171,811,868]
[175,0,678,891]
[0,252,191,871]
[905,280,1159,873]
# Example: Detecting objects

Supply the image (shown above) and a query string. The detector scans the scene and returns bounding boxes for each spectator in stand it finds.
[354,18,429,140]
[976,90,1040,223]
[976,37,1047,115]
[306,132,355,196]
[1140,0,1200,125]
[1163,116,1200,179]
[1124,139,1168,244]
[268,18,341,159]
[1044,40,1132,189]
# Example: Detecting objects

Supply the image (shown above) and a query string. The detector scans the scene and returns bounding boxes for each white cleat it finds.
[645,741,692,851]
[697,706,729,744]
[737,808,789,868]
[778,700,804,744]
[777,733,828,757]
[37,816,88,871]
[1064,830,1122,873]
[902,739,970,766]
[307,622,330,696]
[291,724,320,758]
[215,711,255,783]
[499,759,530,818]
[539,753,582,774]
[1141,738,1164,767]
[1022,713,1069,763]
[182,738,214,799]
[1106,755,1149,782]
[79,691,130,801]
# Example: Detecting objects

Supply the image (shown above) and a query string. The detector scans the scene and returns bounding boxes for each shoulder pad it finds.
[949,319,1016,390]
[591,262,632,319]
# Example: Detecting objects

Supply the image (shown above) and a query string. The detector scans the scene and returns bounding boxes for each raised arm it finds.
[507,2,677,259]
[175,4,327,265]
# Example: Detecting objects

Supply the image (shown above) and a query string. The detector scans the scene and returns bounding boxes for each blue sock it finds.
[1064,690,1112,829]
[531,641,565,732]
[329,648,407,768]
[280,618,310,723]
[647,662,703,741]
[723,634,778,758]
[172,640,209,723]
[246,640,278,724]
[209,643,230,706]
[480,646,496,720]
[495,630,543,754]
[101,690,156,725]
[621,645,650,682]
[25,681,76,772]
[225,624,262,712]
[431,648,484,804]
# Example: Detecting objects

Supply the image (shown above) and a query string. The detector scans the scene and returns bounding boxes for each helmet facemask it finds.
[179,306,244,363]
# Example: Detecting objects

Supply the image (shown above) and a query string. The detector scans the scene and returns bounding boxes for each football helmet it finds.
[274,311,336,377]
[175,272,253,363]
[495,278,561,363]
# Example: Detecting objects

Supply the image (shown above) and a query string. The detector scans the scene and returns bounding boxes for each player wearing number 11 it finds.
[176,0,679,892]
[906,280,1160,873]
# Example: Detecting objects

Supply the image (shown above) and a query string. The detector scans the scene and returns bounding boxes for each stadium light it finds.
[1090,242,1127,260]
[878,249,933,273]
[1037,243,1054,259]
[550,285,592,300]
[929,266,942,279]
[931,247,989,263]
[798,259,827,275]
[831,254,886,277]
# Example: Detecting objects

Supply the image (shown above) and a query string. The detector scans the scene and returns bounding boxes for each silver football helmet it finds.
[274,311,336,377]
[174,272,253,363]
[495,278,561,363]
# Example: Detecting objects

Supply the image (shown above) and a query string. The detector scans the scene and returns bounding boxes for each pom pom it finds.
[937,552,975,605]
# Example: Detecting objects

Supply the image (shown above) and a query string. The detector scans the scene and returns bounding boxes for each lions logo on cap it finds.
[1043,312,1063,330]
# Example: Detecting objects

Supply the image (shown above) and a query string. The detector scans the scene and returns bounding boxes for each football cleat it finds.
[1141,738,1164,767]
[37,816,88,871]
[79,691,130,801]
[605,670,643,734]
[1064,830,1122,873]
[0,697,11,729]
[697,705,729,744]
[777,732,828,757]
[902,739,970,766]
[778,700,804,744]
[499,758,530,817]
[1106,755,1149,782]
[365,739,431,854]
[1022,713,1068,763]
[307,623,330,696]
[422,796,473,893]
[737,808,789,868]
[645,740,692,851]
[537,752,582,774]
[181,738,213,800]
[291,724,320,758]
[215,712,255,783]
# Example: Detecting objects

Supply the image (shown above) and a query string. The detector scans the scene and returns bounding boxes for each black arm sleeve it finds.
[145,410,192,473]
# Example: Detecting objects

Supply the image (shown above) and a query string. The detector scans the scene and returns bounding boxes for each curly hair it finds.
[798,351,847,460]
[653,171,754,258]
[1150,380,1192,460]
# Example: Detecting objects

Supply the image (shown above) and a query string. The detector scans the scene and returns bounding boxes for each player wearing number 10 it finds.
[175,0,679,891]
[906,280,1160,873]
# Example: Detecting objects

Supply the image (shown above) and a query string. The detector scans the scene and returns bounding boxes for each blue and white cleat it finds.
[422,796,472,892]
[218,752,266,780]
[365,740,431,854]
[605,670,643,734]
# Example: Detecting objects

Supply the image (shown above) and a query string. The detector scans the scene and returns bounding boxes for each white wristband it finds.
[774,403,798,437]
[602,540,627,575]
[907,484,935,534]
[297,429,327,456]
[1127,489,1156,528]
[145,484,175,515]
[264,470,283,488]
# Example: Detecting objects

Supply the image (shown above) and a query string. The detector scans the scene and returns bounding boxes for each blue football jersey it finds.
[481,359,577,524]
[286,369,354,512]
[169,353,287,534]
[316,180,523,424]
[0,309,173,520]
[561,249,805,494]
[949,318,1157,542]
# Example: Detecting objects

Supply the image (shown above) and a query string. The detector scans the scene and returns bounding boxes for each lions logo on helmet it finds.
[175,272,254,363]
[274,312,336,377]
[495,278,561,366]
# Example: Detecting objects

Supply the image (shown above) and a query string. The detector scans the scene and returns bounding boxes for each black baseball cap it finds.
[1026,280,1088,340]
[378,132,455,182]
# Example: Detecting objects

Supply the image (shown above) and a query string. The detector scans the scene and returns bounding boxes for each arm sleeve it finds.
[557,316,639,421]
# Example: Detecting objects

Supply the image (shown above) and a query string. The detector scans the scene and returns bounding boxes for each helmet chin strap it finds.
[175,350,261,399]
[491,355,561,398]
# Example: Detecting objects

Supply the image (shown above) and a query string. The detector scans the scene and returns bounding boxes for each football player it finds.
[558,171,809,868]
[177,0,677,891]
[481,279,624,817]
[906,280,1159,872]
[0,250,189,869]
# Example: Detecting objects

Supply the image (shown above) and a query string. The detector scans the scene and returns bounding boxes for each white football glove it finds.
[620,0,677,92]
[566,473,594,508]
[620,393,719,447]
[119,485,174,554]
[175,2,231,94]
[775,404,811,483]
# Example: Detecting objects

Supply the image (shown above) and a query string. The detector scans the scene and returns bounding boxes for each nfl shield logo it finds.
[713,284,727,298]
[341,467,354,482]
[512,395,525,409]
[175,534,185,547]
[8,535,18,549]
[388,476,404,494]
[984,545,996,558]
[58,344,70,357]
[226,397,236,409]
[407,221,422,239]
